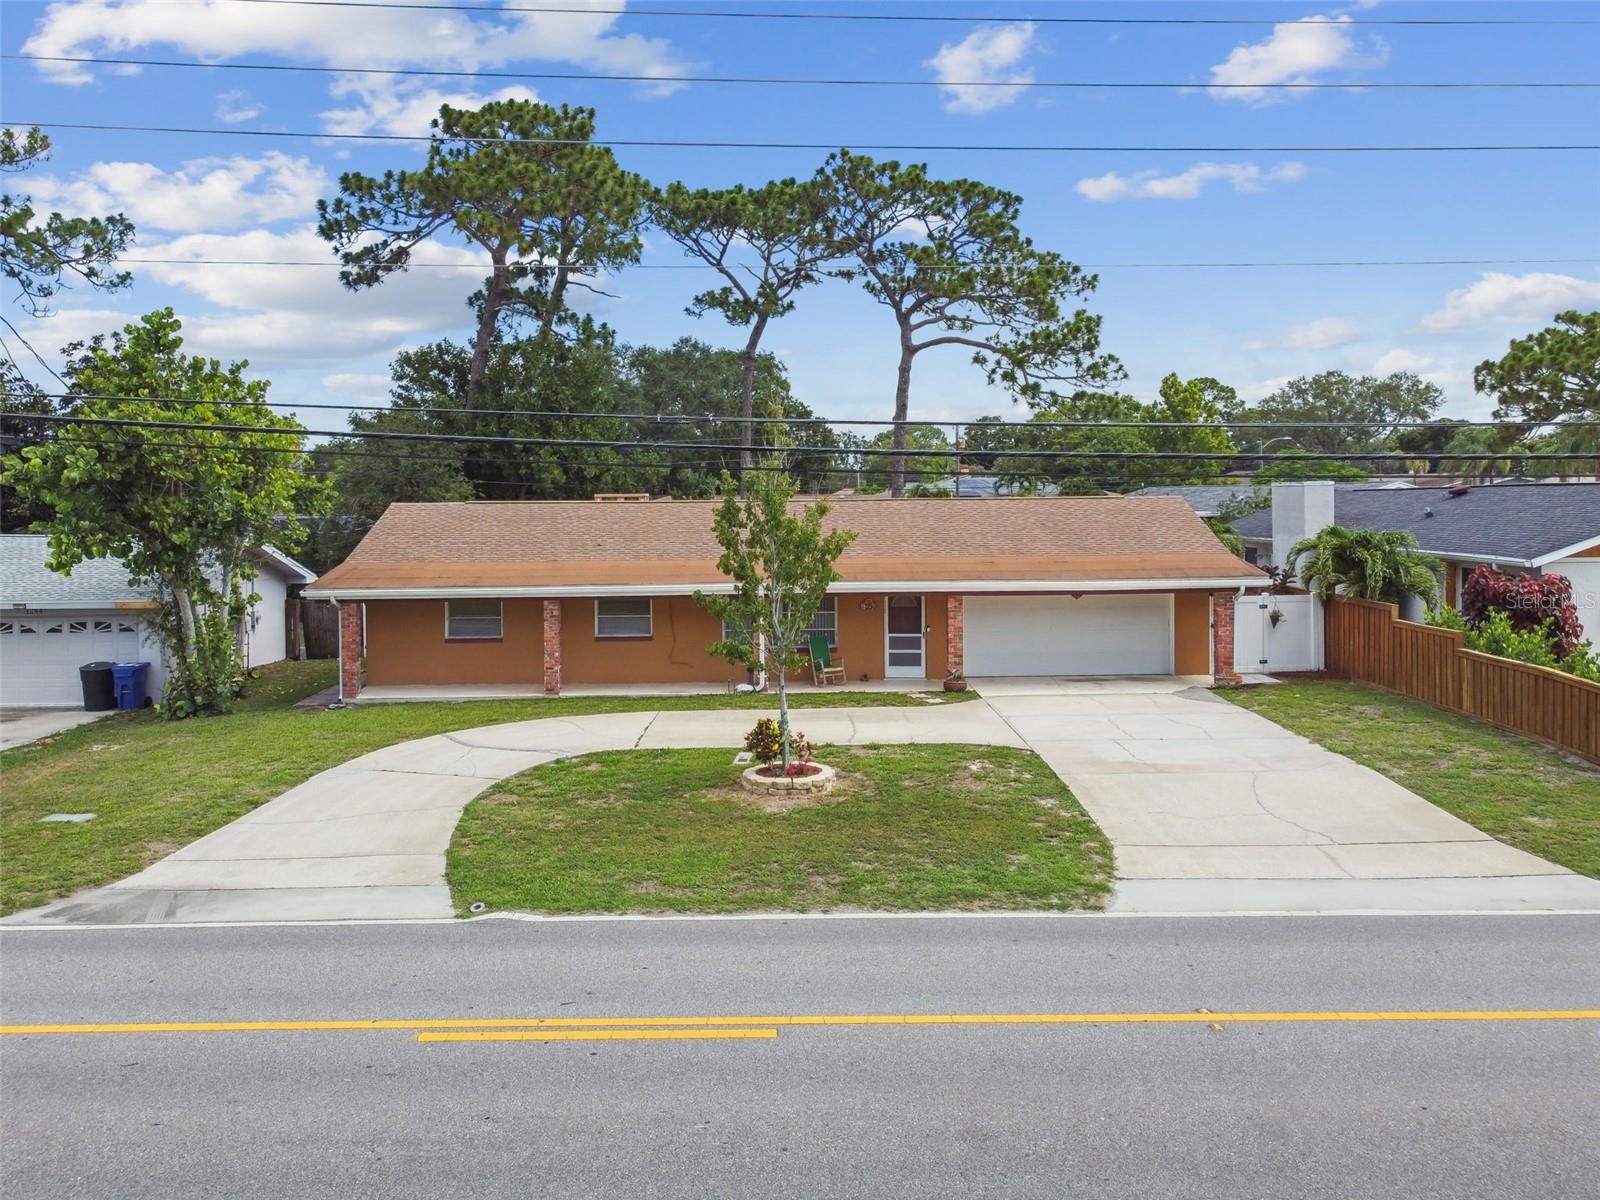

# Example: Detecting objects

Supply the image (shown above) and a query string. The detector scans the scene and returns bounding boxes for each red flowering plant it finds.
[1460,565,1585,659]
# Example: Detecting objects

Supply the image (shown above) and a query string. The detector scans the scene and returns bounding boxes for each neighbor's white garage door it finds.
[964,594,1173,677]
[0,614,145,706]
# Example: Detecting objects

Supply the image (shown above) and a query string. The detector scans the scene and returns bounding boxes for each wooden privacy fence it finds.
[1324,596,1600,764]
[300,598,340,660]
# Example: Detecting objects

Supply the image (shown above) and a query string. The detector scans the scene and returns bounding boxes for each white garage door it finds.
[965,594,1173,677]
[0,615,146,706]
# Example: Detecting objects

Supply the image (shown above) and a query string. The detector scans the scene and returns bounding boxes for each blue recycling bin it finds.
[111,661,152,710]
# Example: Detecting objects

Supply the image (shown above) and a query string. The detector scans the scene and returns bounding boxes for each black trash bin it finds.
[79,661,116,712]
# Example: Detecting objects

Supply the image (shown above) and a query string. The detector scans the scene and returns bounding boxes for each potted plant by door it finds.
[944,671,968,693]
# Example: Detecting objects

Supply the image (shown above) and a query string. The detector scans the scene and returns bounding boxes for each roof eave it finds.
[305,575,1267,601]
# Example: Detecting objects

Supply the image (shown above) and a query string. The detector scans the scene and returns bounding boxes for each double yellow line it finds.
[3,1009,1597,1045]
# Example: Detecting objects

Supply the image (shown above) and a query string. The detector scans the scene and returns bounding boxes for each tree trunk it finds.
[738,314,769,487]
[539,267,570,346]
[776,663,791,774]
[466,252,509,407]
[890,332,915,498]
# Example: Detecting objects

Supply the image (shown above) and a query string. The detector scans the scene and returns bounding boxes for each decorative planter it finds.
[943,678,969,693]
[739,762,838,797]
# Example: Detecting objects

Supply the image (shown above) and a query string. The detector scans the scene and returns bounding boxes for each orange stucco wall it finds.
[1173,591,1212,675]
[363,598,544,685]
[363,589,1215,686]
[560,597,735,685]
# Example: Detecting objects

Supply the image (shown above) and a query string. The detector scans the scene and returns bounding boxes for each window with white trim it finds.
[722,595,837,649]
[445,599,503,640]
[595,598,652,639]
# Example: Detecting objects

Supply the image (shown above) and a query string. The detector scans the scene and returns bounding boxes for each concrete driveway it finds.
[9,684,1597,924]
[976,678,1598,913]
[0,708,111,752]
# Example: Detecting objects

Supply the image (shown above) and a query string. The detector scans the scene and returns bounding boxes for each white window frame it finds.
[444,599,503,641]
[722,595,838,649]
[595,597,653,640]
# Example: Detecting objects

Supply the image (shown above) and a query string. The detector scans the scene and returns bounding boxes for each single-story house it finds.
[0,535,318,707]
[1235,481,1600,632]
[306,496,1266,699]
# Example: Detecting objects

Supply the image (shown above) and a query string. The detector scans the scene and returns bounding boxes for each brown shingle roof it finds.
[311,496,1263,593]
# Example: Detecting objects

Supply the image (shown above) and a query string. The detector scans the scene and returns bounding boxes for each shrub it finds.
[1427,605,1600,681]
[744,718,783,765]
[1460,565,1585,658]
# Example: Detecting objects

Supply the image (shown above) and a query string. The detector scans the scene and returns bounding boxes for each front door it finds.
[884,594,925,678]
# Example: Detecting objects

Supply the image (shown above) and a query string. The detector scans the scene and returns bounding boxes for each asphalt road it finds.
[3,914,1598,1199]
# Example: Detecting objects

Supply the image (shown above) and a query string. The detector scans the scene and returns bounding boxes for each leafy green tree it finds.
[1,127,133,318]
[1146,373,1237,481]
[621,338,845,495]
[317,101,646,402]
[1436,425,1531,480]
[1286,525,1440,606]
[1232,371,1441,457]
[822,150,1121,495]
[1,310,329,716]
[1474,310,1600,427]
[1253,450,1370,483]
[652,178,833,474]
[696,467,856,771]
[1,358,59,530]
[859,425,957,492]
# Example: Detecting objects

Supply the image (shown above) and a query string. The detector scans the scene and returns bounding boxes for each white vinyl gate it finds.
[1233,594,1323,675]
[0,614,149,706]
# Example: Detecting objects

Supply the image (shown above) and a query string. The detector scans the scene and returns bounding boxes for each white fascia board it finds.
[1423,550,1539,569]
[304,576,1267,601]
[1530,533,1600,567]
[255,545,319,584]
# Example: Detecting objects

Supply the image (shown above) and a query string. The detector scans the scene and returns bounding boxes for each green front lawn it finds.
[447,744,1113,914]
[1223,680,1600,879]
[0,660,976,916]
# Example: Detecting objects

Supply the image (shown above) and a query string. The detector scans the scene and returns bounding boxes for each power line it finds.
[10,412,1597,462]
[38,435,1568,492]
[112,255,1600,272]
[14,54,1595,91]
[20,121,1597,154]
[221,1,1600,27]
[27,394,1600,433]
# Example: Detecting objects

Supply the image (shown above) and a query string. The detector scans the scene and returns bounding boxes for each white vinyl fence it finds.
[1234,593,1323,675]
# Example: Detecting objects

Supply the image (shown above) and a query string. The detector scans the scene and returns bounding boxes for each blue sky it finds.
[4,0,1598,435]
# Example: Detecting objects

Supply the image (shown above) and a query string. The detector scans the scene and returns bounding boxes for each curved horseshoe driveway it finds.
[12,684,1598,924]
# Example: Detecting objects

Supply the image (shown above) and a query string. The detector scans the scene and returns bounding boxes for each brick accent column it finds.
[338,601,363,701]
[1212,591,1242,686]
[945,595,965,679]
[542,599,562,695]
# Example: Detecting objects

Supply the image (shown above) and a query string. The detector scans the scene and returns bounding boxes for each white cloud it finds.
[29,153,326,233]
[1075,161,1306,202]
[1419,272,1600,332]
[320,78,541,138]
[21,0,689,98]
[1208,14,1388,106]
[128,226,489,366]
[214,89,263,124]
[1242,315,1361,352]
[1372,348,1433,373]
[924,22,1037,114]
[321,372,393,400]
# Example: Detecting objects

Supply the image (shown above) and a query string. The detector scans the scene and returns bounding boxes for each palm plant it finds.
[1286,525,1441,606]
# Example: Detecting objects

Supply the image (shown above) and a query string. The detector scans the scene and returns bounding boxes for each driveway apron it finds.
[9,686,1597,924]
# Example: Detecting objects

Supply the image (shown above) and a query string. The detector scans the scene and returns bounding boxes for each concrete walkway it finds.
[11,684,1599,924]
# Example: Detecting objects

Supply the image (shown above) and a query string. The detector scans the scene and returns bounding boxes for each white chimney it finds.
[1272,481,1336,575]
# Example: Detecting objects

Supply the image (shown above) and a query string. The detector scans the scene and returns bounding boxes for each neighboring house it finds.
[0,535,318,707]
[306,497,1265,698]
[1233,482,1600,631]
[1128,483,1268,518]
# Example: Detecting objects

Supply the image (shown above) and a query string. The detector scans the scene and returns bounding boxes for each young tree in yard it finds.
[0,310,329,716]
[1475,310,1600,426]
[316,101,646,403]
[652,178,833,476]
[822,150,1121,496]
[1286,526,1440,607]
[696,467,856,771]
